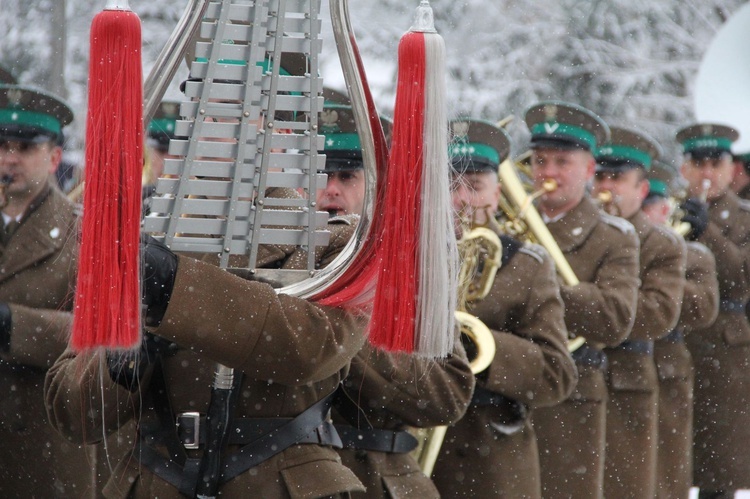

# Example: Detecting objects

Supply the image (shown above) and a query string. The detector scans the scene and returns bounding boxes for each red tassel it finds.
[72,7,143,350]
[367,31,426,352]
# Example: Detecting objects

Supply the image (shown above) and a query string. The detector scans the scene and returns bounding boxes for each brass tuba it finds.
[411,222,499,477]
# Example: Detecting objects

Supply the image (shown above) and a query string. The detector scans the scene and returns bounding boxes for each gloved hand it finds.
[680,198,709,241]
[0,303,10,353]
[142,235,179,327]
[108,331,178,391]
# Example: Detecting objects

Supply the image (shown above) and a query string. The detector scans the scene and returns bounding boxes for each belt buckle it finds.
[177,412,201,450]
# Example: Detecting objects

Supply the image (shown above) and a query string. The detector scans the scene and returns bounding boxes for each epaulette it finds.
[328,214,358,226]
[738,199,750,213]
[687,241,712,256]
[599,212,635,234]
[519,242,547,264]
[654,223,681,245]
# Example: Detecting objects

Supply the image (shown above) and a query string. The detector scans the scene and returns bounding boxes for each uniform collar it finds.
[544,196,599,252]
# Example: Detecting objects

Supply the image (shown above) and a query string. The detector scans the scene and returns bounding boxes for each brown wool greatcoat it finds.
[45,219,370,499]
[432,236,577,498]
[334,336,474,499]
[686,191,750,492]
[656,241,719,499]
[603,211,686,499]
[533,196,640,499]
[0,182,96,498]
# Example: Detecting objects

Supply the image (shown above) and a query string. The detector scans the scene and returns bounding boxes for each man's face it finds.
[316,169,365,216]
[451,170,500,227]
[531,148,594,215]
[0,139,61,203]
[592,168,649,219]
[642,197,671,226]
[680,154,734,201]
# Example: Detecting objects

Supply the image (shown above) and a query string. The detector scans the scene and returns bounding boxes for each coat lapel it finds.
[546,197,599,253]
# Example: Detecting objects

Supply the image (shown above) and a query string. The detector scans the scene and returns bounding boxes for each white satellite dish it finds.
[694,3,750,153]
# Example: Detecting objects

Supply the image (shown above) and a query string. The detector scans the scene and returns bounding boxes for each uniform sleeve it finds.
[484,253,577,409]
[698,219,750,300]
[679,243,720,330]
[154,256,367,386]
[4,304,71,369]
[629,231,686,341]
[45,348,143,445]
[342,333,475,428]
[560,229,640,347]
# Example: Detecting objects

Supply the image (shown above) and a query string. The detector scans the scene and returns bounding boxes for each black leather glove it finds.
[0,303,10,353]
[680,198,709,241]
[108,331,178,391]
[142,235,179,327]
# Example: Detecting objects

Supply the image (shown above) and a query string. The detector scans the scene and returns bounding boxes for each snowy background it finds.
[0,0,747,165]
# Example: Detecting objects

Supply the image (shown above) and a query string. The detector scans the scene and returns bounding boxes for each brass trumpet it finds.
[668,179,710,237]
[0,175,13,209]
[497,160,585,352]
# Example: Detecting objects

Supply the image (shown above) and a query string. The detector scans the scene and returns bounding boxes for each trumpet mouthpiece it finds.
[542,179,558,192]
[597,190,613,203]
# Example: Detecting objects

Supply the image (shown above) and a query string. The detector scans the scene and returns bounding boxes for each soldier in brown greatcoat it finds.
[525,102,641,499]
[45,213,370,498]
[314,90,476,499]
[592,128,687,498]
[430,119,576,498]
[642,168,720,499]
[676,123,750,498]
[0,84,94,497]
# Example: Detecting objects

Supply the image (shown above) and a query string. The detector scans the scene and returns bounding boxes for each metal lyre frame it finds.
[139,1,382,494]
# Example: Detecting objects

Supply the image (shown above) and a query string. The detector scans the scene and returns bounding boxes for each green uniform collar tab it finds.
[531,121,597,150]
[597,144,652,169]
[0,108,61,135]
[449,141,500,165]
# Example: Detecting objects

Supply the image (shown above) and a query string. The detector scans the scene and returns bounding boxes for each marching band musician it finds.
[0,84,94,496]
[641,163,720,499]
[44,60,372,497]
[315,89,476,498]
[676,123,750,498]
[525,102,641,499]
[592,128,687,498]
[731,152,750,200]
[431,119,576,497]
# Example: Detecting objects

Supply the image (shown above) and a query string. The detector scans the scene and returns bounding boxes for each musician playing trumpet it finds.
[524,102,641,499]
[431,118,576,498]
[592,127,687,498]
[642,163,720,499]
[676,123,750,498]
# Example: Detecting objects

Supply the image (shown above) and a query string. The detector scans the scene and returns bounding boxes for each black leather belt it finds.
[572,344,608,369]
[334,425,418,454]
[721,299,747,314]
[612,340,654,355]
[663,328,684,343]
[176,413,341,449]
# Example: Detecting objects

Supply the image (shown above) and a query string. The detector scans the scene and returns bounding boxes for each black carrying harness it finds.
[332,386,418,454]
[136,360,341,497]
